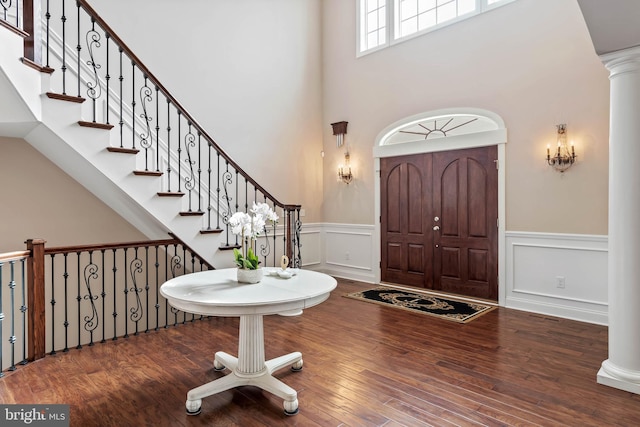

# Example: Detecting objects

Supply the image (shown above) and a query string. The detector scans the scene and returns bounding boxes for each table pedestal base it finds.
[185,314,303,416]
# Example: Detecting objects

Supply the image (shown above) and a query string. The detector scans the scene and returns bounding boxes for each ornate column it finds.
[598,46,640,394]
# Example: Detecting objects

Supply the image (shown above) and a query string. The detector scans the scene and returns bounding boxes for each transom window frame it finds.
[358,0,517,56]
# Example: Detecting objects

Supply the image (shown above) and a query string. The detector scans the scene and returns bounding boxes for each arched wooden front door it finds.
[381,145,498,301]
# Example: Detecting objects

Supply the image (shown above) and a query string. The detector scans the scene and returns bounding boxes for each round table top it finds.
[160,268,337,316]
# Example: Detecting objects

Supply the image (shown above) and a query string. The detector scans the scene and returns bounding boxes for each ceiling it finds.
[577,0,640,55]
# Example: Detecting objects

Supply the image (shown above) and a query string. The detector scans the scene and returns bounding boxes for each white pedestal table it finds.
[160,268,337,416]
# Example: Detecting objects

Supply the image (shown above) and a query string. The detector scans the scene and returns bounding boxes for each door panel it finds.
[433,146,498,300]
[380,146,498,301]
[381,155,433,288]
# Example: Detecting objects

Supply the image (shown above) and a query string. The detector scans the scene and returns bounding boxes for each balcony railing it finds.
[0,237,214,375]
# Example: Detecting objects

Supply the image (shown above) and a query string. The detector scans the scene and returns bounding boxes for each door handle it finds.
[433,225,440,231]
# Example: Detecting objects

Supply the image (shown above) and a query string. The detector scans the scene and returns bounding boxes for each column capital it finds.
[600,45,640,77]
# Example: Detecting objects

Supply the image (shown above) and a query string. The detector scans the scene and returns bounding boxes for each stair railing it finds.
[5,1,302,268]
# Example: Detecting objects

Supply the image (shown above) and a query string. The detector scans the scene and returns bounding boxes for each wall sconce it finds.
[546,124,576,172]
[338,152,353,184]
[331,121,348,148]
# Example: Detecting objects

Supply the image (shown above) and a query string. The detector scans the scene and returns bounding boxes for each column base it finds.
[597,360,640,395]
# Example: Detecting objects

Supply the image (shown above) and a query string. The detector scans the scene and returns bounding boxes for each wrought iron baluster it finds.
[1,0,9,22]
[131,62,136,149]
[100,249,106,343]
[8,260,16,371]
[123,248,129,338]
[49,254,56,355]
[177,112,183,192]
[111,248,118,340]
[155,87,160,172]
[76,1,81,98]
[45,0,51,68]
[154,245,160,331]
[129,248,143,336]
[205,143,212,229]
[82,252,99,347]
[170,245,181,326]
[166,100,172,191]
[85,18,102,122]
[164,244,169,328]
[140,75,153,171]
[144,247,149,333]
[216,152,220,230]
[19,258,27,365]
[235,170,239,217]
[63,253,69,352]
[118,48,124,148]
[221,161,233,246]
[197,133,202,212]
[184,123,196,211]
[61,0,67,94]
[294,207,302,268]
[244,180,248,214]
[105,34,110,125]
[75,251,81,349]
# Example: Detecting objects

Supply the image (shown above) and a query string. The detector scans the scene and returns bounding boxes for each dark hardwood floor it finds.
[1,278,638,426]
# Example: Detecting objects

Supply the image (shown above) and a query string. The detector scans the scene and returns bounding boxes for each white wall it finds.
[89,0,325,223]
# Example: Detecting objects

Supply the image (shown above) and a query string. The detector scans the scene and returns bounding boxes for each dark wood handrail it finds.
[77,0,299,211]
[43,238,183,255]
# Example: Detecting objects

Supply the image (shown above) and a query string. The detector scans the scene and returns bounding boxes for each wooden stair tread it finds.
[46,92,85,103]
[157,192,185,197]
[219,244,242,251]
[20,57,54,74]
[106,147,139,154]
[179,211,204,217]
[0,20,28,38]
[78,121,114,130]
[200,228,223,235]
[133,170,163,177]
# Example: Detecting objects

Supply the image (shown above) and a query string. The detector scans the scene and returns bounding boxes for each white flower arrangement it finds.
[228,202,279,270]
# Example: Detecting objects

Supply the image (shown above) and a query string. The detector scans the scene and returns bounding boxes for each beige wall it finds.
[321,0,610,234]
[0,137,147,253]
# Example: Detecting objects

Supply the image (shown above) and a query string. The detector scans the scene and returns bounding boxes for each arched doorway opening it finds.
[373,108,507,303]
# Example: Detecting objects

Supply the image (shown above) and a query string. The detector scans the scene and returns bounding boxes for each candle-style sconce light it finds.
[332,121,353,184]
[546,124,577,172]
[338,151,353,184]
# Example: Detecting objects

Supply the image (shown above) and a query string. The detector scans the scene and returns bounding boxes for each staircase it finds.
[0,1,301,268]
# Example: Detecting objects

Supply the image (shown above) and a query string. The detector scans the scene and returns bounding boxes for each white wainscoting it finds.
[505,231,608,325]
[302,225,608,325]
[302,223,377,283]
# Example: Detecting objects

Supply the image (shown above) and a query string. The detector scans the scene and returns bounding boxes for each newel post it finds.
[26,238,46,361]
[22,0,35,61]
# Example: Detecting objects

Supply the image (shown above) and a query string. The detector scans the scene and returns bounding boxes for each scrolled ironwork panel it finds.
[82,263,100,337]
[85,19,102,104]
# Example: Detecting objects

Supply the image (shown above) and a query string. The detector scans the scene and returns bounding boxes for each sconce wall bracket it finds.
[331,121,348,148]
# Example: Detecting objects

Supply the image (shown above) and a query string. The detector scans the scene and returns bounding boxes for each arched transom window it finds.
[379,113,500,146]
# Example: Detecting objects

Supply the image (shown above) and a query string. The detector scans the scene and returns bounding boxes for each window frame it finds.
[357,0,518,56]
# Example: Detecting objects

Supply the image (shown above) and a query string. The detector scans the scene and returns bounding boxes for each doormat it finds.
[344,286,496,323]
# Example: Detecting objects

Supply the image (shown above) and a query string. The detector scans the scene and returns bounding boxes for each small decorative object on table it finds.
[229,202,279,284]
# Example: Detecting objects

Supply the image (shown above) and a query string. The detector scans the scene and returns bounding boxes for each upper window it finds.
[358,0,517,55]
